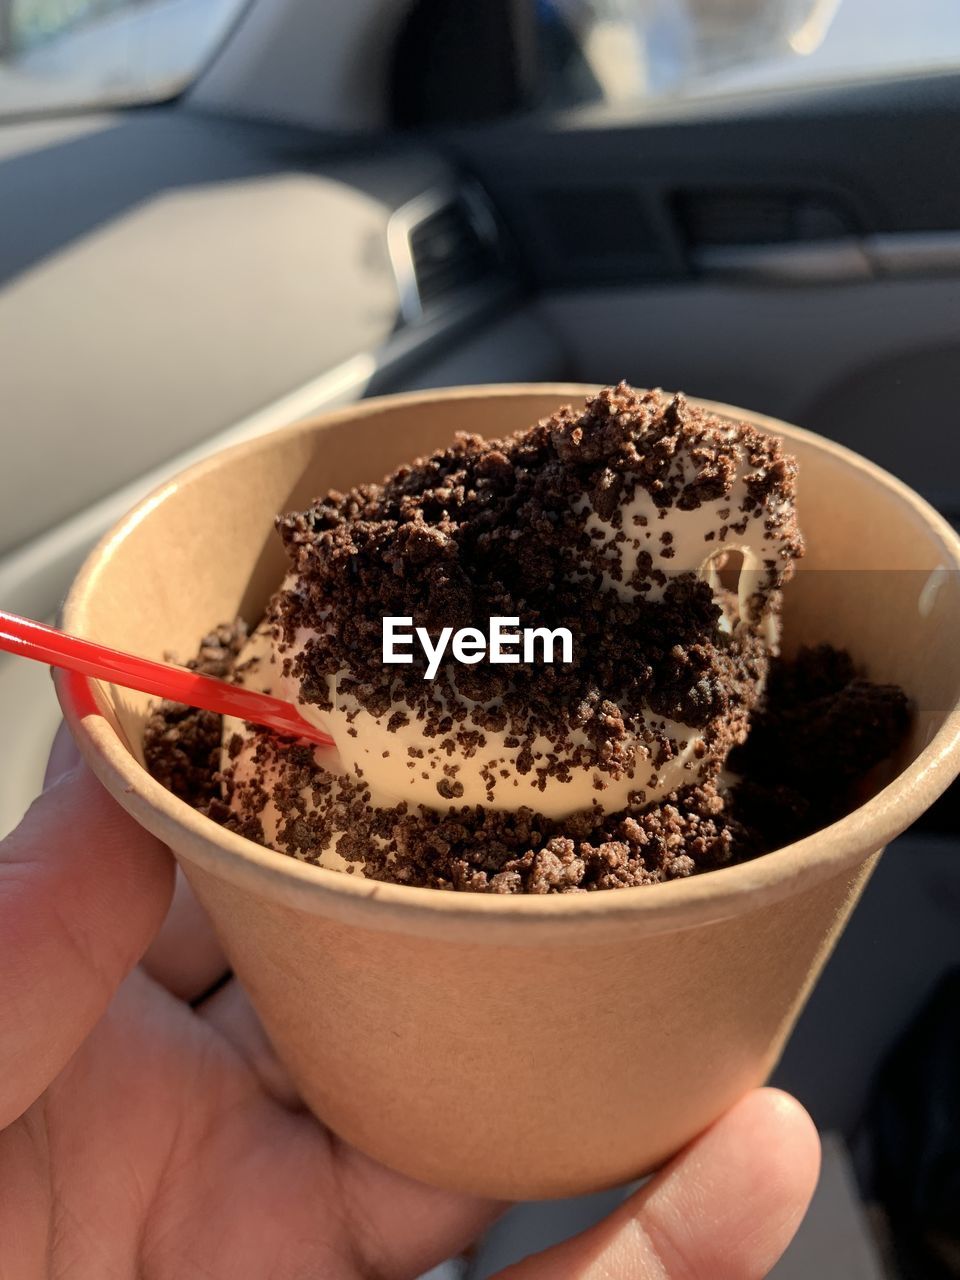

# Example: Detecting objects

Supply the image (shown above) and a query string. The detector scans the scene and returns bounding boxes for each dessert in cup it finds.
[58,384,960,1197]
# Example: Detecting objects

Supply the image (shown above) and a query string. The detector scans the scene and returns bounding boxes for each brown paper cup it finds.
[57,386,960,1199]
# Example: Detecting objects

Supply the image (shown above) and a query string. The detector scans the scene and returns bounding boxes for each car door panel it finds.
[448,72,960,513]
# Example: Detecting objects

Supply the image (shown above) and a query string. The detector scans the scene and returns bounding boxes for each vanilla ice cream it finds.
[219,385,803,873]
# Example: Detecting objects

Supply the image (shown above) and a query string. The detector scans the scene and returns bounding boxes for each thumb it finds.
[0,763,173,1127]
[495,1089,820,1280]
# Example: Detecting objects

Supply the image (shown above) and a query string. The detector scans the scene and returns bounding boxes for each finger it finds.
[43,720,80,790]
[56,713,229,1004]
[332,1137,504,1280]
[140,867,229,1002]
[192,977,502,1275]
[194,980,504,1272]
[196,979,301,1108]
[0,764,174,1128]
[496,1089,820,1280]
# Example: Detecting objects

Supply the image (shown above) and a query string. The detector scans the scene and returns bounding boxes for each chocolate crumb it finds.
[272,385,802,807]
[146,636,910,893]
[141,386,907,894]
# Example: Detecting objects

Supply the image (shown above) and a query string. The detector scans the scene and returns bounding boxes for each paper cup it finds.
[57,386,960,1199]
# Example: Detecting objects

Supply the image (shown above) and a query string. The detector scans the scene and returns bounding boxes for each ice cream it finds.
[218,384,804,872]
[142,382,912,893]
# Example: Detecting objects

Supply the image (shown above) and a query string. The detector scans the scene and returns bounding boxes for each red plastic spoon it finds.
[0,609,334,748]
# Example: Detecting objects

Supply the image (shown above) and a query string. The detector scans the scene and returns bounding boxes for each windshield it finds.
[0,0,249,118]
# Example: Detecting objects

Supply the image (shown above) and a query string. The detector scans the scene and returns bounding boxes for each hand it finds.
[0,734,820,1279]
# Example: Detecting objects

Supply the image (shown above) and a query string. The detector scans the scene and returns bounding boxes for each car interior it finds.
[2,2,959,1276]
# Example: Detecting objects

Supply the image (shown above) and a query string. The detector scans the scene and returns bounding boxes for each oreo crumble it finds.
[143,385,910,893]
[273,383,803,800]
[144,635,909,891]
[142,621,248,811]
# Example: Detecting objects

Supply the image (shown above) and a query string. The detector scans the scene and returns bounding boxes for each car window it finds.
[535,0,960,110]
[0,0,249,118]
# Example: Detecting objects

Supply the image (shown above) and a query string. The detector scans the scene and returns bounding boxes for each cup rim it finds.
[57,384,960,942]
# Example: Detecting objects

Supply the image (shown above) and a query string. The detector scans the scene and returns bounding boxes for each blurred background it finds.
[1,2,959,1276]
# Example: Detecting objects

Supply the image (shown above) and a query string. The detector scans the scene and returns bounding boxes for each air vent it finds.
[390,188,502,323]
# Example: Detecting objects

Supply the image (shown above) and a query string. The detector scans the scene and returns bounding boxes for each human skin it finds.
[0,730,820,1279]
